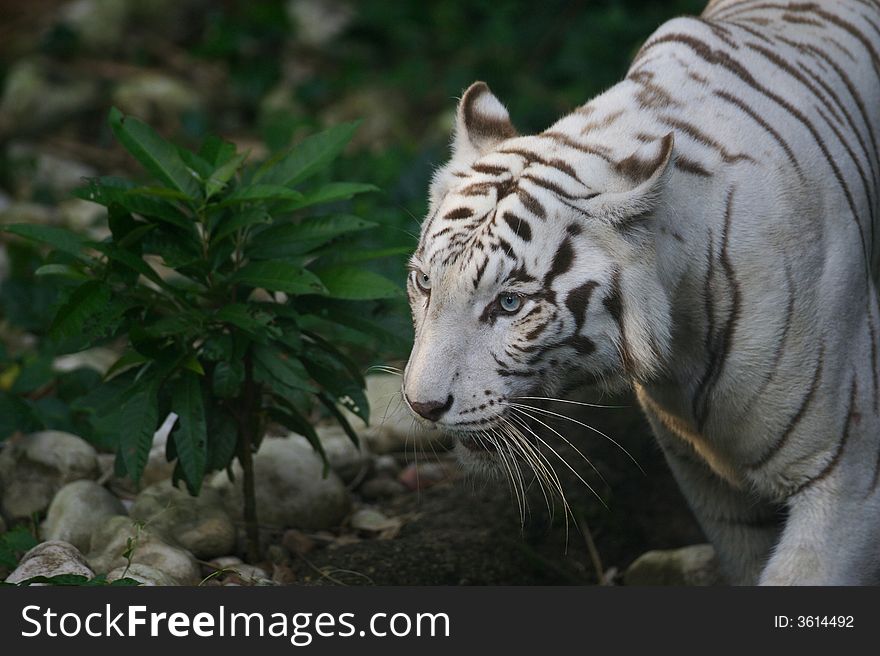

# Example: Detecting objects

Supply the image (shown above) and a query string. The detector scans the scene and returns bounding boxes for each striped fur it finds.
[403,0,880,585]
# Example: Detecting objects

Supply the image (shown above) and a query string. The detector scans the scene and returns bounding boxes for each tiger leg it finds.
[758,468,880,585]
[649,421,783,585]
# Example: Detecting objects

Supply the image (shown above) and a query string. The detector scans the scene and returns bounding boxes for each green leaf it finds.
[214,304,275,340]
[102,381,159,484]
[91,242,181,296]
[2,224,91,260]
[108,107,202,200]
[34,264,89,280]
[316,266,403,300]
[255,122,359,187]
[176,148,212,180]
[0,391,41,441]
[232,261,328,295]
[49,280,111,342]
[0,527,40,568]
[210,208,271,243]
[206,153,247,200]
[170,372,207,494]
[73,178,194,231]
[284,182,378,210]
[246,214,377,260]
[268,400,329,475]
[304,330,365,387]
[212,361,243,398]
[205,405,238,471]
[105,350,149,381]
[213,184,304,207]
[301,344,369,422]
[317,392,361,445]
[253,344,316,394]
[199,136,237,167]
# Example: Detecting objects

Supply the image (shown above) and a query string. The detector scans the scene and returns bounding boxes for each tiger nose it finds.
[407,394,454,422]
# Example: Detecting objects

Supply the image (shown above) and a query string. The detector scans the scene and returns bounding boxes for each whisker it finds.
[507,411,608,511]
[512,396,626,409]
[503,402,608,487]
[507,402,645,475]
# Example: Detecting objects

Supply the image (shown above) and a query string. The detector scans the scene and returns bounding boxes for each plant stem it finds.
[238,351,261,563]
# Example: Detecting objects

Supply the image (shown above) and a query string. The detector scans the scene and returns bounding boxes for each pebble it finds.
[0,431,99,520]
[624,544,723,586]
[42,480,127,553]
[5,541,94,584]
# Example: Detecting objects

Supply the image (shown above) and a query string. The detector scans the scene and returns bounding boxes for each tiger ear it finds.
[580,132,674,223]
[429,82,517,208]
[452,81,518,163]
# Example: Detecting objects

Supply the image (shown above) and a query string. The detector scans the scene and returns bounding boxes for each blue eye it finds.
[498,293,522,313]
[415,271,431,292]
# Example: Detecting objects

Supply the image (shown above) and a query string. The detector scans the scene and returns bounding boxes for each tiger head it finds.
[403,82,675,467]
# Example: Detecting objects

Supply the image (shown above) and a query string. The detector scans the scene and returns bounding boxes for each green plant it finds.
[1,108,403,561]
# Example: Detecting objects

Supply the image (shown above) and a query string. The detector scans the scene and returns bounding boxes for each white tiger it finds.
[402,0,880,585]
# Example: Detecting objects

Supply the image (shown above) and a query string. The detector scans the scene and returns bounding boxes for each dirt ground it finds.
[282,389,705,586]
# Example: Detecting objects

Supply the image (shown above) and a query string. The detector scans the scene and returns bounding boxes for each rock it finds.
[0,201,55,227]
[107,563,177,586]
[0,58,98,137]
[398,462,450,491]
[112,73,202,127]
[359,476,406,500]
[281,529,315,556]
[56,199,107,236]
[129,480,235,560]
[350,507,399,533]
[287,0,353,48]
[5,541,94,584]
[32,152,97,198]
[210,436,350,531]
[0,431,99,520]
[43,480,127,553]
[87,516,200,585]
[59,0,131,52]
[341,374,448,454]
[624,544,723,586]
[206,556,271,585]
[312,424,372,483]
[374,454,400,478]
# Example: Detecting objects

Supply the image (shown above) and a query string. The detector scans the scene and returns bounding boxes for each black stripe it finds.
[748,344,825,470]
[789,375,858,497]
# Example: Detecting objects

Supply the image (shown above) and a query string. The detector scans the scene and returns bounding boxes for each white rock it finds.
[129,480,236,560]
[43,480,126,553]
[32,152,96,197]
[311,424,372,483]
[5,540,94,584]
[60,0,130,52]
[107,563,178,586]
[287,0,353,47]
[210,436,350,531]
[624,544,722,586]
[87,516,200,585]
[0,431,99,520]
[350,507,399,533]
[112,73,201,125]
